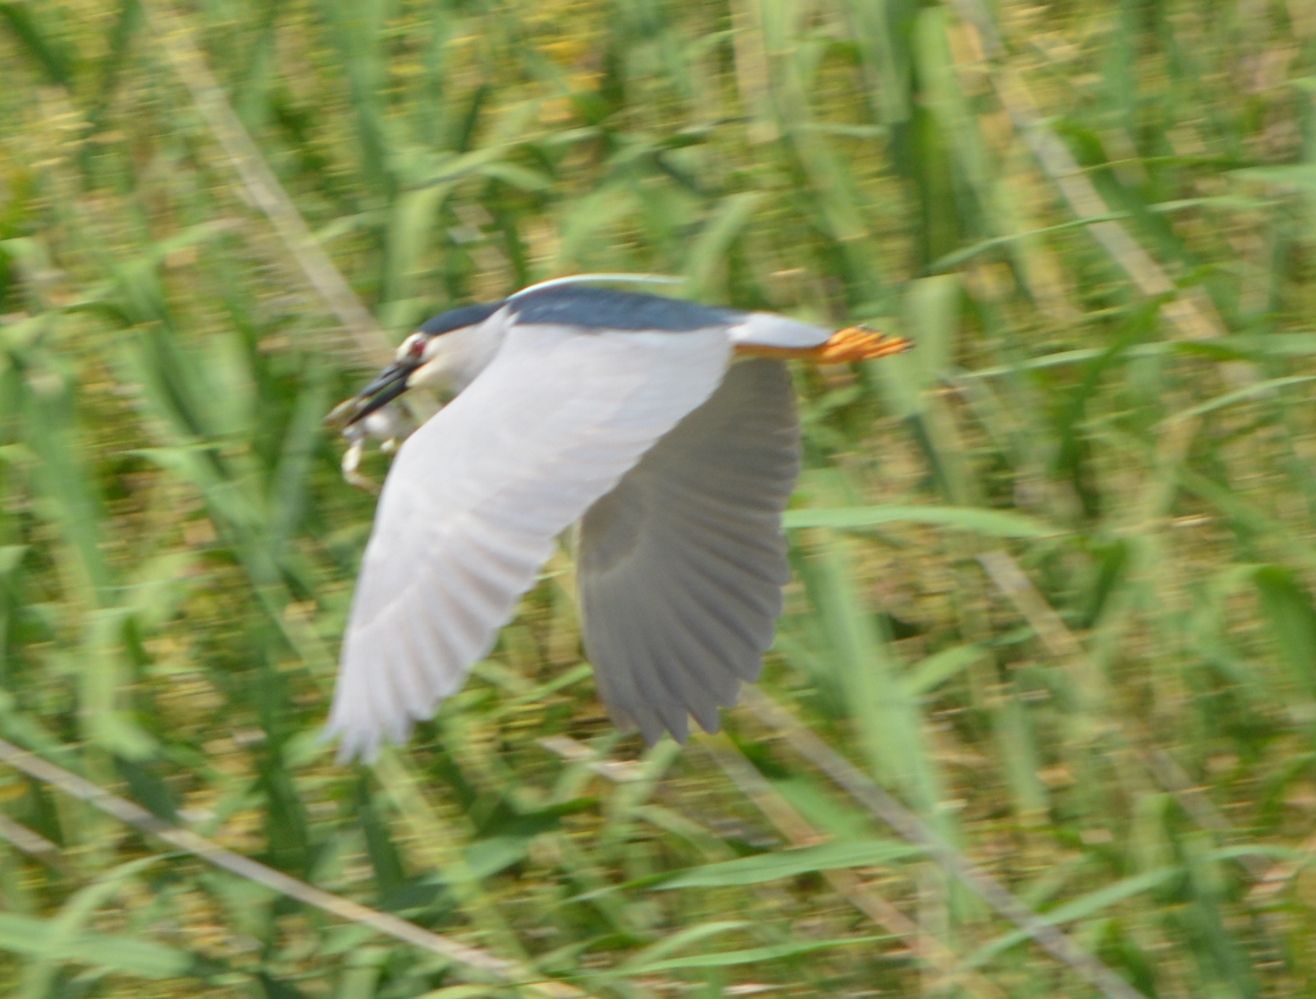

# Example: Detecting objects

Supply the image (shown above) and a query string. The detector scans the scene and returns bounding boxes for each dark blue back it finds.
[510,285,740,332]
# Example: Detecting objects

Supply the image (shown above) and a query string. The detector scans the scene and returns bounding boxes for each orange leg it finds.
[735,325,912,364]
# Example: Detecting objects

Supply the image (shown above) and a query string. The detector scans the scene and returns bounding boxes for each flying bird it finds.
[326,277,909,760]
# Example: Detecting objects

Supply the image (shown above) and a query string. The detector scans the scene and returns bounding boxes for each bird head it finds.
[327,302,503,428]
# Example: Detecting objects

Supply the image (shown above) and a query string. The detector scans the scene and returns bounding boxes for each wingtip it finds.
[321,722,379,765]
[323,699,416,763]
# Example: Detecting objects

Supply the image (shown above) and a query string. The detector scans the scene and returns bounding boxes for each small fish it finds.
[335,404,408,492]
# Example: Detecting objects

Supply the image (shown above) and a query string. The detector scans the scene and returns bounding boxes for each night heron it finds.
[326,276,909,760]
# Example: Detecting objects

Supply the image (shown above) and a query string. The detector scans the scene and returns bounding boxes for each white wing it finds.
[328,324,733,760]
[576,358,799,743]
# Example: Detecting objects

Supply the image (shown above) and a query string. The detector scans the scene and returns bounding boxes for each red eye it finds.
[409,337,427,359]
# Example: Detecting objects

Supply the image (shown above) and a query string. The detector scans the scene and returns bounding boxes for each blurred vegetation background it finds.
[3,0,1316,996]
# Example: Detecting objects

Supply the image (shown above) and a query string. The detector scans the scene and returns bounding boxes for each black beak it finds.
[325,359,418,428]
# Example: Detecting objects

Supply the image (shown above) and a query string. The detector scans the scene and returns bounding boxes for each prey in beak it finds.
[325,342,426,431]
[327,339,429,490]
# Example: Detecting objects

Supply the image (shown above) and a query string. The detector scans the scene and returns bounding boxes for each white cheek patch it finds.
[406,357,447,389]
[407,323,502,393]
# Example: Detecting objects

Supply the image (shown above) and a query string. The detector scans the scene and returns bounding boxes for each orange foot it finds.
[811,325,912,364]
[737,325,912,364]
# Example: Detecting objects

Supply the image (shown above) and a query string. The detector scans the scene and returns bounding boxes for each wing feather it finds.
[577,358,800,742]
[328,324,733,759]
[577,586,674,742]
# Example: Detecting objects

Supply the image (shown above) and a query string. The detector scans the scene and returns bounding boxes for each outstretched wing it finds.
[328,324,733,760]
[576,358,800,743]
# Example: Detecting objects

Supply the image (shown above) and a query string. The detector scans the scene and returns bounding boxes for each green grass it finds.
[2,0,1316,996]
